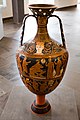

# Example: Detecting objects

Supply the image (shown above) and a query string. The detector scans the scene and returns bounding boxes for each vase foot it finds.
[31,100,51,114]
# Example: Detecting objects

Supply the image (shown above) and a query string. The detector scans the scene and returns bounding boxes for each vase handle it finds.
[48,15,66,49]
[21,14,37,46]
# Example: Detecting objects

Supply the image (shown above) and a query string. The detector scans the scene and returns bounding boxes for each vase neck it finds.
[34,15,50,42]
[37,16,47,26]
[37,16,48,34]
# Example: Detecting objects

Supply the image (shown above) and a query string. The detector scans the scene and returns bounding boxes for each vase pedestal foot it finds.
[31,95,51,114]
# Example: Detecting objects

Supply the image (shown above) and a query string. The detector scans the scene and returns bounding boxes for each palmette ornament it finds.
[16,4,68,114]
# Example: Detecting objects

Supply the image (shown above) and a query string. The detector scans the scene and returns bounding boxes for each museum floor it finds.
[0,4,80,120]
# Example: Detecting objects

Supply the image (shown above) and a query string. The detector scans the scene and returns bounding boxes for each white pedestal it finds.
[54,0,78,8]
[29,0,54,4]
[0,0,6,40]
[0,6,4,40]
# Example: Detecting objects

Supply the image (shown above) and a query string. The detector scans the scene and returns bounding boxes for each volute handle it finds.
[48,15,66,49]
[21,14,37,46]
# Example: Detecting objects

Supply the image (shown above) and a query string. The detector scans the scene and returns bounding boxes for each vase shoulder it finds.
[18,39,67,57]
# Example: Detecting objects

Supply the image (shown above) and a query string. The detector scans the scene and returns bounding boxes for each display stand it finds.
[0,0,6,40]
[54,0,78,8]
[0,85,79,120]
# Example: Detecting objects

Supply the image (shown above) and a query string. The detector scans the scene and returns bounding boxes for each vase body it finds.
[16,4,68,114]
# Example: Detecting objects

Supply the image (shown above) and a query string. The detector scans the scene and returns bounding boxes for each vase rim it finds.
[28,4,57,9]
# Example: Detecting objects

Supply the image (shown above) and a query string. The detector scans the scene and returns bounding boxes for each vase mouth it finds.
[28,4,57,9]
[28,4,57,16]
